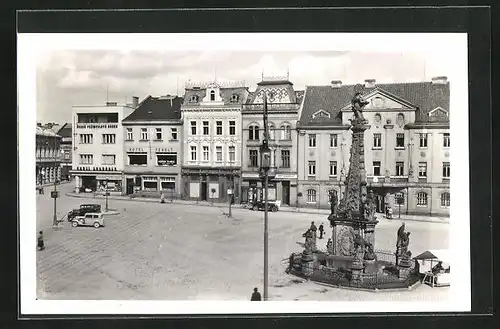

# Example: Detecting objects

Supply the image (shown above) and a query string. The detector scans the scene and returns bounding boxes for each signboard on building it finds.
[274,174,298,180]
[242,173,260,179]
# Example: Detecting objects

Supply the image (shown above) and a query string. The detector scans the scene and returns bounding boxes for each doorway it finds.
[200,181,207,201]
[126,178,134,195]
[282,181,290,205]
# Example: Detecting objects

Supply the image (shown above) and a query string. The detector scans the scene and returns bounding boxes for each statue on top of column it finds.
[351,91,369,122]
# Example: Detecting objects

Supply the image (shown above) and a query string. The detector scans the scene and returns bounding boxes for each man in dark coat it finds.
[309,221,318,244]
[37,231,45,251]
[318,223,324,239]
[250,287,262,301]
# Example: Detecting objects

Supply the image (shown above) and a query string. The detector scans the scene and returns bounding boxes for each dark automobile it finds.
[67,204,102,221]
[250,200,279,212]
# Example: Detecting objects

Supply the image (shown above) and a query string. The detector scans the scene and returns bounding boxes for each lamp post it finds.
[47,133,60,229]
[105,179,109,211]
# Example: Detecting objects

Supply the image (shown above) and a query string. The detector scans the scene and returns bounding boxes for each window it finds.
[190,121,197,135]
[281,150,290,168]
[419,133,428,148]
[141,128,148,140]
[216,146,223,162]
[170,127,178,140]
[126,128,133,140]
[79,134,93,144]
[281,124,291,140]
[210,90,216,101]
[440,192,450,207]
[102,134,116,144]
[216,121,223,135]
[443,133,450,147]
[442,162,450,178]
[249,150,259,167]
[418,162,427,178]
[203,146,209,161]
[307,189,317,203]
[417,192,428,206]
[330,134,338,148]
[157,152,177,166]
[229,121,236,135]
[249,125,259,140]
[373,133,382,148]
[396,133,405,148]
[143,176,158,191]
[308,161,316,176]
[228,146,236,162]
[268,123,275,140]
[372,161,381,176]
[79,154,93,165]
[308,134,316,147]
[160,177,176,190]
[202,121,209,135]
[128,153,147,165]
[189,95,199,103]
[153,128,162,140]
[329,161,338,176]
[190,146,197,161]
[396,162,404,176]
[102,154,116,165]
[230,94,239,103]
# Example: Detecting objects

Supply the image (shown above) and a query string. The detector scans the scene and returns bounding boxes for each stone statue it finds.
[329,190,338,216]
[396,222,406,248]
[364,241,376,261]
[302,229,314,253]
[351,92,369,121]
[400,232,411,255]
[364,190,377,221]
[326,238,333,254]
[353,233,365,255]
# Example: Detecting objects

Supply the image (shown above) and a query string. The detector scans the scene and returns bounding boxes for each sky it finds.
[36,50,454,124]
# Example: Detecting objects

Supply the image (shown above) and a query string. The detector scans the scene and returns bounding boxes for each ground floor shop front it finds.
[123,173,181,198]
[240,173,297,206]
[181,167,240,203]
[70,171,124,195]
[296,180,450,216]
[36,162,61,185]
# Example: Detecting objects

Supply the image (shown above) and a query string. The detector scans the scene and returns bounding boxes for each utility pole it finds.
[50,133,59,229]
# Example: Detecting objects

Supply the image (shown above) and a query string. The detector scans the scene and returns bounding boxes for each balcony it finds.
[76,123,119,129]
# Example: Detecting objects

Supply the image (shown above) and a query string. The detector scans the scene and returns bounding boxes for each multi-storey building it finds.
[122,95,183,197]
[36,125,61,186]
[241,76,304,206]
[181,80,249,203]
[297,77,450,216]
[56,123,73,180]
[70,101,135,194]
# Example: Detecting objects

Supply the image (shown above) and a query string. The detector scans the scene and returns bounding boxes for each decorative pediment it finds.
[312,109,331,119]
[428,107,449,117]
[340,88,416,112]
[200,83,225,106]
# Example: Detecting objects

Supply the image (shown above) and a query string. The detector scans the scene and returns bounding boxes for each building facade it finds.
[241,76,304,206]
[297,77,450,216]
[122,95,183,197]
[70,101,135,194]
[56,123,72,180]
[36,125,62,186]
[181,80,249,203]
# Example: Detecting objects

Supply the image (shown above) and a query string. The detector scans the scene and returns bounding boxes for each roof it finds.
[414,249,450,262]
[299,81,450,127]
[245,81,300,104]
[36,126,60,137]
[183,87,249,106]
[123,96,183,122]
[56,123,72,137]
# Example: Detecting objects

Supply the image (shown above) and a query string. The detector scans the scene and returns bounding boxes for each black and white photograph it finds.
[18,32,470,315]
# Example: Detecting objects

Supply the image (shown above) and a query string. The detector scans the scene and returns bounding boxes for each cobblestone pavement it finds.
[36,189,450,301]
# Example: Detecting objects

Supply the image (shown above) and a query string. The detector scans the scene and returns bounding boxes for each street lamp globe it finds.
[259,141,276,180]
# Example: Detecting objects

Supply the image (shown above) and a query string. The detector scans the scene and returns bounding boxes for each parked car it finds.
[67,204,102,221]
[251,200,280,212]
[71,213,105,228]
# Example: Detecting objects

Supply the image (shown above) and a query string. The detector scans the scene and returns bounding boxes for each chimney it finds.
[431,76,448,84]
[330,80,342,88]
[132,96,139,108]
[364,79,376,88]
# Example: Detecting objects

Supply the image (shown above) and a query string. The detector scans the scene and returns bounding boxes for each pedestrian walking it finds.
[250,287,261,301]
[37,231,45,251]
[160,192,165,204]
[318,223,324,239]
[310,221,318,243]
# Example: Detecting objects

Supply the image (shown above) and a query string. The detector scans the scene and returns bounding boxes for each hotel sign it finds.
[275,174,297,180]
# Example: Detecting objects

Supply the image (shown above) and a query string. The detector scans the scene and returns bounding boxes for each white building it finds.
[181,80,249,202]
[70,101,135,194]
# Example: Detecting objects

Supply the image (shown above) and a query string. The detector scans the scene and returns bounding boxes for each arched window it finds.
[268,123,275,140]
[280,123,291,140]
[210,90,216,101]
[230,94,239,103]
[248,125,260,141]
[440,192,450,207]
[417,192,428,206]
[189,95,199,103]
[307,189,317,203]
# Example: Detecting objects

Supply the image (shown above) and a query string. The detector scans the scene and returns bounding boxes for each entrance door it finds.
[282,181,290,205]
[200,182,207,201]
[126,178,134,195]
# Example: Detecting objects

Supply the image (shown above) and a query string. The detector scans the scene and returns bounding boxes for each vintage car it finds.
[250,200,280,212]
[67,204,102,221]
[71,213,105,228]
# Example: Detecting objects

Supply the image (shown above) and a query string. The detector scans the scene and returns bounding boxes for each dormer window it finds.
[312,109,331,119]
[428,107,449,121]
[230,94,240,103]
[210,90,216,101]
[189,95,199,103]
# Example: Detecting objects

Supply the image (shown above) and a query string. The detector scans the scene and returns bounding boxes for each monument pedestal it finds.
[350,258,365,283]
[396,255,412,278]
[331,219,379,257]
[301,251,315,277]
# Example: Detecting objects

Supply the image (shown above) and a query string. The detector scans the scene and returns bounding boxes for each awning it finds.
[414,249,450,263]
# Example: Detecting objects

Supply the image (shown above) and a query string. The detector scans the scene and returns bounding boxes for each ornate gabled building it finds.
[297,77,450,216]
[181,80,249,203]
[36,125,62,186]
[241,76,304,206]
[56,123,73,180]
[122,95,183,197]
